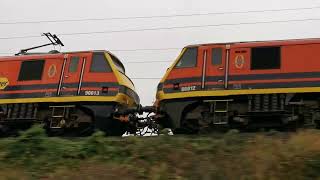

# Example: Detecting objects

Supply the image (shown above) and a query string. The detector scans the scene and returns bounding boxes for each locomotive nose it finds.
[157,83,163,91]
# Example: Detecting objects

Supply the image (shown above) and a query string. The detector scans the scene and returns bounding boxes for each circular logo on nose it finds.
[235,55,245,69]
[48,64,57,78]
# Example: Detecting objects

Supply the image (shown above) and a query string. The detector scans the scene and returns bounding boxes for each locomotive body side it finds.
[0,50,139,135]
[156,39,320,132]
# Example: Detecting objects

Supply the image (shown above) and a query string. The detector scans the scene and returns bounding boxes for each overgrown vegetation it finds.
[0,126,320,179]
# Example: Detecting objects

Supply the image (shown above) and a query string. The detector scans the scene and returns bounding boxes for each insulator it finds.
[19,103,26,118]
[12,104,20,119]
[254,95,261,111]
[26,104,34,118]
[271,94,278,111]
[280,94,285,110]
[7,104,13,119]
[33,105,38,119]
[248,95,252,112]
[263,94,269,111]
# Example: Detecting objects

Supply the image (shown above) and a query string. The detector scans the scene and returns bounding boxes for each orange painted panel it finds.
[228,42,320,85]
[281,44,320,73]
[0,56,63,86]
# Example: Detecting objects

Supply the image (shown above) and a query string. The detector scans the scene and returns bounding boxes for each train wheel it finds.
[284,121,298,132]
[316,122,320,129]
[44,107,94,137]
[94,116,127,136]
[179,104,212,134]
[0,124,9,137]
[104,118,127,136]
[77,123,95,136]
[180,118,199,134]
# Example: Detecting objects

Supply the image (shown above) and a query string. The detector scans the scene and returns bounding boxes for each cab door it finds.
[203,45,229,90]
[59,54,87,96]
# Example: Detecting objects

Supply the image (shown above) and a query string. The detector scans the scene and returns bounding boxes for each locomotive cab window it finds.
[90,52,112,72]
[175,47,198,68]
[18,60,45,81]
[212,48,222,65]
[110,54,125,74]
[69,56,80,73]
[251,47,280,70]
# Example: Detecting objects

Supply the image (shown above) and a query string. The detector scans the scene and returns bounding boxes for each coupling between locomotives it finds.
[114,105,162,136]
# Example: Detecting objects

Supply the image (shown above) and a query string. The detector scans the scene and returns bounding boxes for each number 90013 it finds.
[84,91,100,96]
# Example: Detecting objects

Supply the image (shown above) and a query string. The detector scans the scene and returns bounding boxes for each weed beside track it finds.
[0,126,320,179]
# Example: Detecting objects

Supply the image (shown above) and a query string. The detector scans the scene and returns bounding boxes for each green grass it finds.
[0,126,320,179]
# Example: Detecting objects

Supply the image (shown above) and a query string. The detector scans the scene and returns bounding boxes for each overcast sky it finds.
[1,0,320,105]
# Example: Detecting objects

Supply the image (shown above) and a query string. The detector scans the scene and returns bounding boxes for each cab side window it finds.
[175,47,198,68]
[90,53,112,72]
[18,60,45,81]
[109,54,125,74]
[212,48,222,65]
[69,57,80,73]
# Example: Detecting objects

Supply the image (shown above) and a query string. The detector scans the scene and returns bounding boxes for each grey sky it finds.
[1,0,320,105]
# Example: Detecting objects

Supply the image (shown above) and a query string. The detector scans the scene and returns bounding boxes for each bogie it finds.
[157,93,320,133]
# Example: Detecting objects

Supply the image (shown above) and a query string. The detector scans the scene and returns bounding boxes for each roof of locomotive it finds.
[0,50,110,58]
[0,50,125,69]
[0,50,109,59]
[0,49,127,74]
[185,38,320,48]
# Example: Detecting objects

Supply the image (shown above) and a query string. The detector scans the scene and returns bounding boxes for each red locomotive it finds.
[0,34,139,135]
[155,38,320,132]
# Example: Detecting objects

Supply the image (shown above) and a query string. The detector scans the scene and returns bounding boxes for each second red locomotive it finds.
[156,38,320,133]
